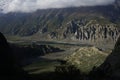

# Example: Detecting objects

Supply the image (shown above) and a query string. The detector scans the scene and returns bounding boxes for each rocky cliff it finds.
[63,19,119,42]
[37,19,120,49]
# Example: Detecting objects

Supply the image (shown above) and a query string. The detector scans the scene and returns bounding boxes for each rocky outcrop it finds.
[63,20,120,42]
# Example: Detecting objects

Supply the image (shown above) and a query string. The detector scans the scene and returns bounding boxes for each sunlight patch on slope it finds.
[65,47,109,73]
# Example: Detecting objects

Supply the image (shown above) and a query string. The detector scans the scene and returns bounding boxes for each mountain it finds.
[0,0,120,47]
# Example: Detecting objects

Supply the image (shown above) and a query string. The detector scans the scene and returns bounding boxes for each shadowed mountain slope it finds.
[0,32,28,79]
[89,36,120,80]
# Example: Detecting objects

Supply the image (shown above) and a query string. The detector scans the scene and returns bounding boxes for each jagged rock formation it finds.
[63,20,120,42]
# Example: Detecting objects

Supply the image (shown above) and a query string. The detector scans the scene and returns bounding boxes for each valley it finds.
[8,40,111,75]
[0,0,120,80]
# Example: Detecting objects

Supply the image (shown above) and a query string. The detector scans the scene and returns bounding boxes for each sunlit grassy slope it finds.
[65,47,109,73]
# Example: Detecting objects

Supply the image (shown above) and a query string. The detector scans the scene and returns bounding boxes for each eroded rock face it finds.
[63,20,120,42]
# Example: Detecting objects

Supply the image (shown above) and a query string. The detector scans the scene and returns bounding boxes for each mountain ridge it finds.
[0,0,120,48]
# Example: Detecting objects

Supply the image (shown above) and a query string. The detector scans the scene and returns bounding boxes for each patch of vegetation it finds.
[65,47,108,73]
[55,64,84,80]
[24,59,59,74]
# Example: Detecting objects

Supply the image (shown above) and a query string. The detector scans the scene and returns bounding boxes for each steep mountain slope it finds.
[0,0,120,45]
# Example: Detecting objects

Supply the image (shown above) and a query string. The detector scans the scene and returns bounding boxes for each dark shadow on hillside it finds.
[0,32,29,80]
[89,36,120,80]
[10,43,64,58]
[9,43,64,65]
[28,60,87,80]
[0,32,66,80]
